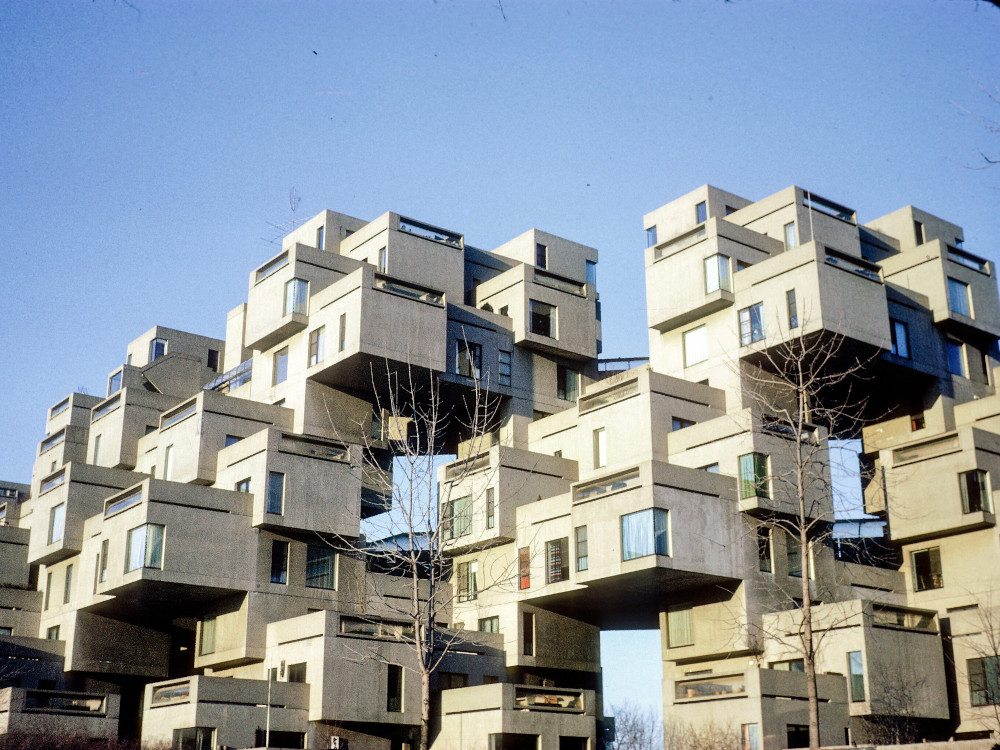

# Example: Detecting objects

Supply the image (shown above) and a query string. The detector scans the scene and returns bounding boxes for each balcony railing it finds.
[444,452,491,480]
[674,673,747,700]
[947,246,991,275]
[574,467,641,503]
[804,192,856,223]
[49,397,70,418]
[161,401,197,430]
[150,681,191,706]
[105,488,142,517]
[40,470,66,495]
[533,268,586,296]
[91,394,122,422]
[513,686,584,712]
[579,378,640,414]
[872,605,937,633]
[279,434,349,462]
[22,690,107,715]
[824,248,882,283]
[205,359,252,393]
[255,251,290,282]
[654,227,708,260]
[374,275,445,306]
[398,217,462,248]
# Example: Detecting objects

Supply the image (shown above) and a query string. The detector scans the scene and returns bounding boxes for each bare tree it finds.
[960,591,1000,744]
[955,76,1000,169]
[663,719,741,750]
[610,701,663,750]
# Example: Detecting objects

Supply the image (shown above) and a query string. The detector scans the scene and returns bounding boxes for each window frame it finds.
[456,340,482,379]
[272,347,289,385]
[529,300,557,338]
[890,319,910,358]
[683,325,708,367]
[545,537,569,584]
[704,254,731,294]
[266,471,285,515]
[535,242,547,269]
[125,523,165,572]
[911,547,943,591]
[786,289,798,330]
[960,469,991,514]
[948,277,972,317]
[620,508,670,561]
[308,326,325,367]
[739,303,765,346]
[270,540,289,584]
[695,201,707,224]
[48,502,66,545]
[739,453,770,499]
[575,526,588,571]
[593,427,607,469]
[498,350,512,386]
[518,546,530,590]
[666,604,694,648]
[283,278,309,316]
[557,364,580,401]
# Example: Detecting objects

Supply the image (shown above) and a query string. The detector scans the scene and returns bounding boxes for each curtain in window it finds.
[667,607,693,647]
[127,525,147,572]
[306,545,336,589]
[622,509,669,560]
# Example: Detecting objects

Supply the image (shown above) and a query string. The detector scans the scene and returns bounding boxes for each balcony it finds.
[0,688,120,738]
[673,672,746,702]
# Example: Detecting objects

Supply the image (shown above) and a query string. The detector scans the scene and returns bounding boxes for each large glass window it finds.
[848,651,865,702]
[457,560,479,601]
[695,201,707,224]
[960,469,991,514]
[48,503,65,544]
[266,471,284,514]
[969,656,1000,707]
[545,538,569,584]
[305,544,337,589]
[557,365,580,401]
[126,523,164,572]
[456,340,482,379]
[479,616,499,633]
[272,347,289,385]
[912,547,943,591]
[149,337,167,361]
[444,495,472,539]
[575,526,588,571]
[271,540,289,584]
[108,371,122,397]
[890,319,910,358]
[386,664,403,712]
[784,221,797,249]
[529,301,556,338]
[200,616,216,655]
[284,278,309,316]
[739,303,765,345]
[683,326,708,367]
[948,277,971,317]
[308,326,325,366]
[739,453,769,499]
[947,340,966,377]
[535,242,547,269]
[667,605,693,647]
[621,508,669,560]
[645,226,658,248]
[704,254,731,294]
[498,351,512,386]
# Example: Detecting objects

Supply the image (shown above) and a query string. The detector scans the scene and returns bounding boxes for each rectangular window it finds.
[683,326,708,367]
[48,503,65,544]
[969,656,1000,707]
[671,417,694,431]
[306,545,337,589]
[518,546,530,590]
[757,525,773,573]
[848,651,865,702]
[786,290,798,329]
[787,532,804,578]
[386,664,403,712]
[704,254,731,294]
[271,540,289,584]
[545,538,569,584]
[316,224,325,249]
[960,469,991,514]
[621,508,669,560]
[535,242,547,269]
[667,605,694,647]
[126,523,165,572]
[557,365,580,401]
[308,326,325,366]
[486,488,495,529]
[646,226,658,248]
[593,428,607,468]
[914,220,925,245]
[150,337,167,361]
[456,340,482,379]
[739,453,769,499]
[44,571,53,610]
[479,616,500,633]
[108,371,122,397]
[200,616,216,655]
[948,278,972,317]
[529,300,556,338]
[947,339,966,377]
[890,319,910,358]
[99,539,109,583]
[235,478,251,493]
[283,278,308,316]
[224,435,240,447]
[272,347,289,385]
[586,260,597,287]
[522,612,534,656]
[47,625,60,641]
[267,472,285,514]
[0,627,11,637]
[498,350,512,386]
[784,221,797,249]
[575,526,588,571]
[163,444,173,480]
[377,246,387,273]
[457,560,479,601]
[912,547,943,591]
[287,662,307,683]
[338,315,348,354]
[444,495,472,539]
[742,724,761,750]
[63,563,73,604]
[92,434,102,466]
[695,201,707,224]
[207,349,220,372]
[739,303,765,345]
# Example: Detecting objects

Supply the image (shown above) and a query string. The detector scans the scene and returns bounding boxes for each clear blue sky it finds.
[2,0,999,717]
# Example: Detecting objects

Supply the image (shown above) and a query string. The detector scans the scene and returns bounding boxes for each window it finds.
[700,463,720,473]
[47,625,60,640]
[283,278,308,316]
[911,411,926,431]
[683,326,708,367]
[108,371,122,396]
[621,508,669,560]
[267,472,285,514]
[386,664,403,712]
[695,201,707,224]
[456,340,482,379]
[646,226,658,248]
[969,656,1000,707]
[784,221,797,248]
[786,725,809,749]
[704,254,731,294]
[535,242,547,269]
[163,444,173,480]
[948,277,972,317]
[200,616,216,655]
[377,246,387,273]
[224,435,241,447]
[486,488,495,529]
[271,540,289,584]
[48,503,65,544]
[914,220,925,245]
[175,728,216,750]
[529,300,556,338]
[316,224,325,249]
[912,547,943,591]
[848,651,865,702]
[338,313,347,352]
[98,539,109,583]
[287,662,307,683]
[443,495,472,539]
[498,351,512,386]
[546,538,569,584]
[479,616,500,633]
[44,571,53,609]
[522,612,534,656]
[757,525,773,573]
[557,365,580,401]
[457,560,478,601]
[786,290,798,329]
[126,523,165,572]
[92,434,102,466]
[947,339,966,377]
[235,478,251,493]
[960,469,991,514]
[518,546,530,590]
[272,347,289,385]
[308,326,325,366]
[306,545,337,589]
[671,417,694,431]
[63,563,73,604]
[739,453,769,499]
[149,337,167,361]
[667,605,694,647]
[593,428,607,469]
[0,627,11,636]
[586,260,597,287]
[787,533,804,578]
[207,349,219,372]
[739,303,765,345]
[890,319,909,358]
[772,658,805,672]
[575,526,588,571]
[742,724,761,750]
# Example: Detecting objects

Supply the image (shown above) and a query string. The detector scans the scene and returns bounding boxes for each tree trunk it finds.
[801,532,820,750]
[419,667,431,750]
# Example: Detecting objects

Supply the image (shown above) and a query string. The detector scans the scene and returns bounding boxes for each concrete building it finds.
[2,185,999,749]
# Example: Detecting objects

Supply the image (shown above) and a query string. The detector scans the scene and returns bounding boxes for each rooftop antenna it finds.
[259,187,304,247]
